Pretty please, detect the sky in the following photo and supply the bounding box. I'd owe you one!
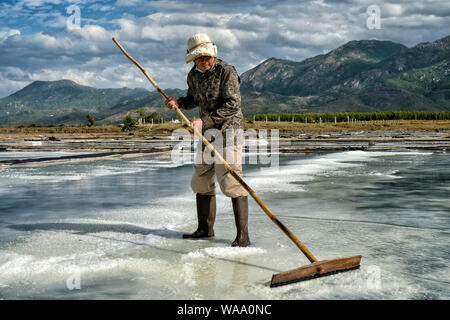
[0,0,449,98]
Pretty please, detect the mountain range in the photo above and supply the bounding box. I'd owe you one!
[0,35,449,126]
[241,35,450,114]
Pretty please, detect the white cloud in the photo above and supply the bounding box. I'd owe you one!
[16,0,63,9]
[383,3,404,17]
[73,24,111,41]
[0,0,449,98]
[0,29,21,41]
[115,0,147,7]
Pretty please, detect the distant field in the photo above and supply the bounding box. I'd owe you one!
[245,120,450,133]
[1,120,450,135]
[0,125,123,134]
[248,111,450,122]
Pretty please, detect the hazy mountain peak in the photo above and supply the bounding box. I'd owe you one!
[241,36,447,96]
[11,79,86,98]
[326,39,408,63]
[0,80,150,126]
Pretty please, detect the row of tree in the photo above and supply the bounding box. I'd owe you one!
[122,108,161,131]
[86,109,161,131]
[84,110,450,131]
[246,111,450,123]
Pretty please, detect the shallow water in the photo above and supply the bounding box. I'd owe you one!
[0,150,448,299]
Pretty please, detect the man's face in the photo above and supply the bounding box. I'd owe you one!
[194,56,214,72]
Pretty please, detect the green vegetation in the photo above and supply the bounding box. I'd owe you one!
[136,107,161,124]
[145,112,161,123]
[246,111,450,123]
[1,119,450,136]
[122,114,137,131]
[87,114,95,127]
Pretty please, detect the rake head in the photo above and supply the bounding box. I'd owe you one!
[270,255,362,287]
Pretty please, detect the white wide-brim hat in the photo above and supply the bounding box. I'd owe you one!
[185,33,218,63]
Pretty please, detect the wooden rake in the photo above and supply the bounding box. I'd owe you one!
[112,37,362,287]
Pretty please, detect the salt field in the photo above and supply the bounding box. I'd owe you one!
[0,150,449,299]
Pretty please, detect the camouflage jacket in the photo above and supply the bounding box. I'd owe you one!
[177,58,243,133]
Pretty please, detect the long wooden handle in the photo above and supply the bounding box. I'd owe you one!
[112,37,318,263]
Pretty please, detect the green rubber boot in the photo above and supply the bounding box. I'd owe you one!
[231,196,250,247]
[183,194,216,239]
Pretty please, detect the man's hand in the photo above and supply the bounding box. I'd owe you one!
[189,118,203,132]
[165,96,178,110]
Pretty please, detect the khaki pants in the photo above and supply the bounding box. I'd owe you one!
[190,144,247,198]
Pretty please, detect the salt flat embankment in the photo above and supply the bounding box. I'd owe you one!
[1,122,449,167]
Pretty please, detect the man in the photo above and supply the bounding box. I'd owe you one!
[165,33,249,247]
